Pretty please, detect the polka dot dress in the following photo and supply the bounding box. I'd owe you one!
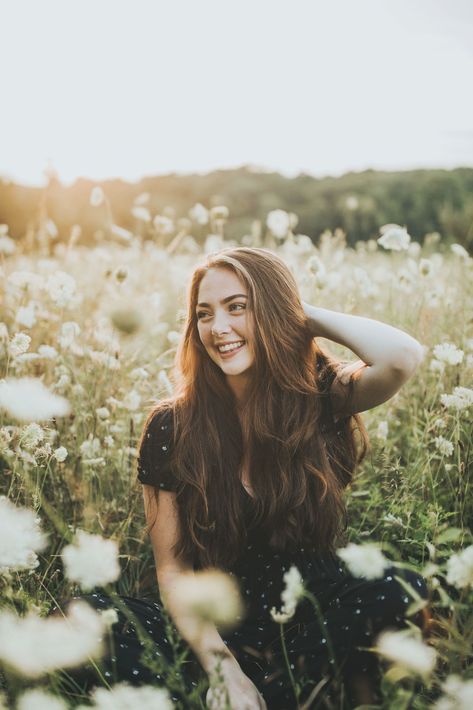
[57,406,428,708]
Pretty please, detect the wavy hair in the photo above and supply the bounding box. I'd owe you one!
[139,247,369,571]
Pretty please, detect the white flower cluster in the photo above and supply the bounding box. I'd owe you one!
[45,271,78,308]
[434,436,454,457]
[270,566,304,623]
[16,689,68,710]
[76,682,174,710]
[434,674,473,710]
[440,387,473,412]
[433,343,464,366]
[0,497,48,573]
[446,545,473,589]
[0,601,105,677]
[377,224,411,251]
[62,530,120,590]
[172,569,243,630]
[337,542,389,580]
[376,630,437,677]
[0,377,70,422]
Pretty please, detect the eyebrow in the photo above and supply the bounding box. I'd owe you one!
[197,293,247,308]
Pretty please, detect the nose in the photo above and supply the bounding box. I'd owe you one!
[211,311,231,336]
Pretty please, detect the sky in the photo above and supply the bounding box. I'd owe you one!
[1,0,473,186]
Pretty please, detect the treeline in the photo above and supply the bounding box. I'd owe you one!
[1,165,472,250]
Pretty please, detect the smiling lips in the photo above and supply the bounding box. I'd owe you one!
[216,340,246,355]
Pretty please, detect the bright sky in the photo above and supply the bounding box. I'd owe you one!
[1,0,473,186]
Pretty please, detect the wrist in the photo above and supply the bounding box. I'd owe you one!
[205,649,240,677]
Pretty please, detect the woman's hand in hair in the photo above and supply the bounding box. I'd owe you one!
[206,660,268,710]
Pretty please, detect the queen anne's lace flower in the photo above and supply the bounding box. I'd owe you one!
[0,497,48,573]
[440,387,473,411]
[433,343,464,366]
[61,530,120,590]
[270,566,304,623]
[337,542,389,580]
[434,674,473,710]
[446,545,473,589]
[17,689,68,710]
[376,630,437,676]
[377,224,411,251]
[266,210,291,239]
[0,378,70,422]
[76,682,173,710]
[172,569,243,630]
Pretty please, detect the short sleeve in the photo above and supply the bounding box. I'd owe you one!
[136,407,180,491]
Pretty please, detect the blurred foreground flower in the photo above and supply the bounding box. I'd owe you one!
[450,243,469,259]
[17,689,68,710]
[270,565,304,623]
[0,601,105,677]
[110,307,142,335]
[172,569,243,630]
[434,674,473,710]
[76,682,173,710]
[0,497,48,573]
[377,224,411,251]
[62,530,120,590]
[0,378,70,421]
[189,202,209,225]
[337,542,389,580]
[9,332,31,357]
[446,545,473,589]
[375,629,437,677]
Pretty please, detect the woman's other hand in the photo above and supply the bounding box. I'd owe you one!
[206,659,268,710]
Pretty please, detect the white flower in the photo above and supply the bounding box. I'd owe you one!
[433,343,464,366]
[96,406,110,420]
[122,390,141,411]
[15,304,36,329]
[172,569,243,630]
[62,530,120,590]
[38,344,58,359]
[17,689,68,710]
[450,243,469,259]
[20,423,45,449]
[209,205,229,222]
[337,542,389,580]
[377,224,411,251]
[0,601,105,677]
[446,545,473,589]
[9,332,31,357]
[0,378,70,421]
[307,255,326,276]
[153,215,174,234]
[131,206,151,222]
[433,417,447,429]
[80,436,102,459]
[167,330,181,346]
[434,436,454,457]
[76,682,174,710]
[45,219,58,239]
[0,497,48,573]
[8,271,44,294]
[90,186,105,207]
[58,321,81,349]
[419,258,433,276]
[53,446,68,462]
[45,272,77,307]
[266,209,291,239]
[204,234,225,254]
[270,566,304,623]
[430,359,446,374]
[0,427,12,454]
[0,235,15,255]
[434,674,473,710]
[375,630,436,677]
[440,387,473,411]
[376,420,389,441]
[100,608,119,628]
[189,202,209,225]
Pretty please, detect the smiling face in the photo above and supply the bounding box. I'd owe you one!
[196,267,255,398]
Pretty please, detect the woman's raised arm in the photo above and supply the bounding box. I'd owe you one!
[303,302,425,421]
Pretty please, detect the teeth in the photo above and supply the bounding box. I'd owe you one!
[218,341,245,353]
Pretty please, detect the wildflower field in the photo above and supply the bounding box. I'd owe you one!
[0,198,472,710]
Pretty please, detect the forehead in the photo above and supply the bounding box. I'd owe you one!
[197,268,247,301]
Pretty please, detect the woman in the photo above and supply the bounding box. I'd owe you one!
[64,247,428,709]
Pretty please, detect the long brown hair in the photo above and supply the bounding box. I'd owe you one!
[139,247,369,571]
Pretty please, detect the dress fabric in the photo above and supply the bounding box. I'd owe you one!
[58,406,429,709]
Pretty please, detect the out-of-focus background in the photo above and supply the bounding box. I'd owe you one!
[1,0,473,249]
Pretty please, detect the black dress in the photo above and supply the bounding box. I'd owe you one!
[58,408,428,709]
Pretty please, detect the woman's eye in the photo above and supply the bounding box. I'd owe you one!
[230,303,245,311]
[197,304,245,320]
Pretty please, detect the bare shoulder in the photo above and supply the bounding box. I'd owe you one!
[329,357,420,423]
